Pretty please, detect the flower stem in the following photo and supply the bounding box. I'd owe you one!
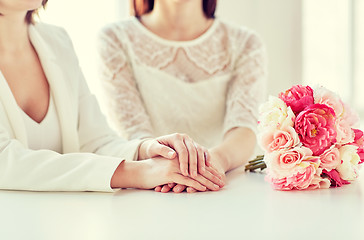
[245,155,266,171]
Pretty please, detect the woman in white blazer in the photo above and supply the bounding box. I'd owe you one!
[0,0,224,192]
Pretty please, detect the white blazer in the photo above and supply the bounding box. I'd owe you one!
[0,23,142,192]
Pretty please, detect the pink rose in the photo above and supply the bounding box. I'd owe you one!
[295,104,337,156]
[266,161,318,190]
[319,146,341,171]
[259,126,300,153]
[266,147,313,178]
[279,85,314,114]
[322,169,350,187]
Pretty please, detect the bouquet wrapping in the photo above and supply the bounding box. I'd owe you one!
[247,85,363,190]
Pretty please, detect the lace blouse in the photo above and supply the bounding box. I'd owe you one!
[97,17,267,147]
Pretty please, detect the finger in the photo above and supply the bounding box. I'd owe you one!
[173,139,189,176]
[204,151,212,167]
[184,138,198,178]
[172,175,206,192]
[154,186,162,192]
[196,145,206,175]
[201,167,225,188]
[161,184,173,193]
[172,184,187,193]
[150,143,176,159]
[168,183,176,188]
[194,174,221,191]
[206,165,224,180]
[186,187,197,193]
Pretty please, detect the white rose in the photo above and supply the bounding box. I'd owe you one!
[258,96,295,132]
[336,145,360,181]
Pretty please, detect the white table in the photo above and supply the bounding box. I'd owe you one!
[0,167,363,240]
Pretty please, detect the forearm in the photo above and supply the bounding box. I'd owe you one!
[210,127,256,172]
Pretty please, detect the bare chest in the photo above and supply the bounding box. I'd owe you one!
[0,52,50,123]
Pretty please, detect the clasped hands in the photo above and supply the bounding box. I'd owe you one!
[139,133,225,193]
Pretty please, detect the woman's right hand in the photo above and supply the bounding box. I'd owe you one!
[111,156,223,191]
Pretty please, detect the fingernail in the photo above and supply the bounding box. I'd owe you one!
[200,167,205,173]
[214,184,219,190]
[168,151,175,158]
[193,171,197,178]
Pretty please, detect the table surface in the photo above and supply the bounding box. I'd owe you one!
[0,167,363,240]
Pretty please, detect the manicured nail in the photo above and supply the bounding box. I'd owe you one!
[214,184,219,190]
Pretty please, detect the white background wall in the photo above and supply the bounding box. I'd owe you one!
[215,0,303,97]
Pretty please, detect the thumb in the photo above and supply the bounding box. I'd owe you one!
[150,143,176,159]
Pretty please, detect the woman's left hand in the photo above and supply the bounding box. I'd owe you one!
[138,133,212,178]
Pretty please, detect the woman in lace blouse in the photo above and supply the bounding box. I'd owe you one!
[98,0,267,193]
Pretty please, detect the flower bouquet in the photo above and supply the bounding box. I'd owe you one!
[245,85,364,190]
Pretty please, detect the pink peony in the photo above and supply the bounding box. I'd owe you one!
[266,160,319,190]
[321,169,350,187]
[352,129,364,164]
[295,104,337,156]
[314,86,344,117]
[335,118,354,145]
[259,126,300,153]
[357,148,364,164]
[319,146,341,171]
[353,129,364,146]
[279,85,314,114]
[308,168,331,190]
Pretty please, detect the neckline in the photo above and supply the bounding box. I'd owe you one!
[131,16,220,47]
[21,95,53,125]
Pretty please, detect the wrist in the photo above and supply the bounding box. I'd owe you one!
[209,147,229,173]
[110,161,147,189]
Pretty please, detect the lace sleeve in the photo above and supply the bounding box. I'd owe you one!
[97,25,154,140]
[223,31,267,136]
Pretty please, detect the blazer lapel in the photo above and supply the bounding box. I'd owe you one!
[0,71,28,145]
[28,24,79,152]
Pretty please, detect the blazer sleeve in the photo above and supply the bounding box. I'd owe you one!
[0,120,122,192]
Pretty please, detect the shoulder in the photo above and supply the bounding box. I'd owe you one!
[98,18,136,41]
[31,22,73,47]
[217,19,265,51]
